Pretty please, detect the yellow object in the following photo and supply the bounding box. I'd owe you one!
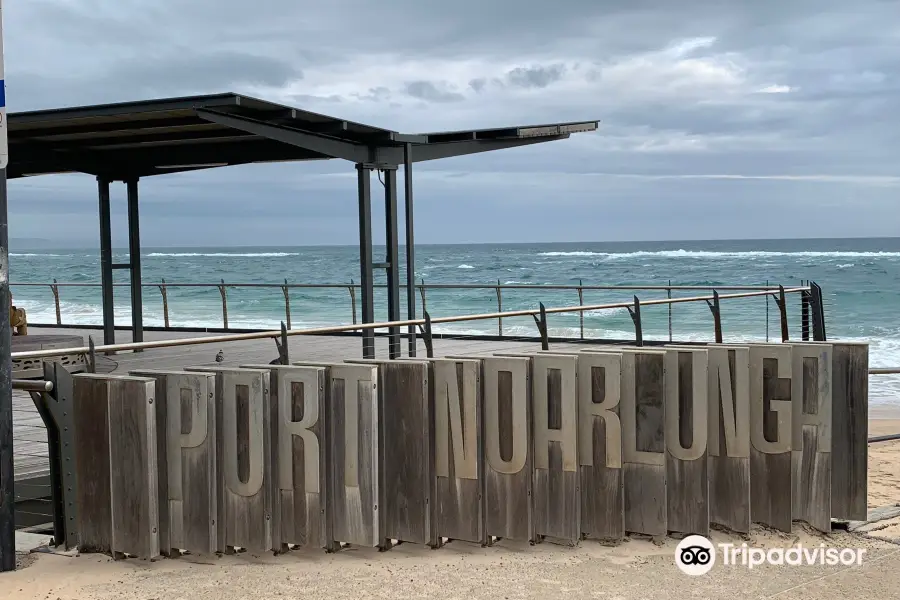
[9,294,27,336]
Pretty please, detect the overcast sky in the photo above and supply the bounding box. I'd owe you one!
[6,0,900,247]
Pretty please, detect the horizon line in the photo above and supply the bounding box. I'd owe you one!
[10,234,900,251]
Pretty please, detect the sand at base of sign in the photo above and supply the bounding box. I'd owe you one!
[868,432,900,511]
[4,527,899,600]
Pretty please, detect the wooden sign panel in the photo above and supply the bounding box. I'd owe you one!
[529,354,579,545]
[664,348,709,536]
[328,364,380,547]
[704,346,751,534]
[375,360,431,545]
[130,370,218,556]
[826,343,869,521]
[186,367,273,552]
[576,352,625,541]
[609,349,666,537]
[106,376,160,560]
[431,358,485,545]
[748,345,793,533]
[72,374,113,553]
[268,365,329,550]
[483,356,533,542]
[789,343,832,532]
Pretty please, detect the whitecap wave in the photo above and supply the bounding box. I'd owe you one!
[538,250,900,259]
[457,264,475,269]
[10,253,67,257]
[147,252,300,257]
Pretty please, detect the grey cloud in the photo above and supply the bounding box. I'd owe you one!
[6,0,900,244]
[9,51,303,110]
[469,78,487,92]
[404,81,465,103]
[112,51,302,93]
[505,64,567,89]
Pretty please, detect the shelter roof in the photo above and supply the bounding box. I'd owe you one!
[8,92,598,179]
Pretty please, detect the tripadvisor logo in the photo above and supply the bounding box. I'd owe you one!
[675,535,867,576]
[675,536,716,576]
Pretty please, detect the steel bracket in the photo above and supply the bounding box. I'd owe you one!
[626,296,643,346]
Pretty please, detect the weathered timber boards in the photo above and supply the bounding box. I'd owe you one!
[72,374,113,552]
[789,343,832,532]
[327,364,380,547]
[269,362,336,551]
[749,345,793,533]
[107,377,160,559]
[269,365,328,550]
[131,369,218,555]
[128,370,170,555]
[663,347,709,536]
[57,335,874,560]
[827,343,868,521]
[576,352,625,541]
[530,354,579,544]
[705,346,751,534]
[431,358,485,545]
[584,349,667,537]
[185,366,273,552]
[482,356,533,542]
[346,359,431,545]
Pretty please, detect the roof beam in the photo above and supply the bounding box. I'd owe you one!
[9,94,241,125]
[11,127,252,152]
[196,108,370,163]
[410,135,570,163]
[10,115,206,138]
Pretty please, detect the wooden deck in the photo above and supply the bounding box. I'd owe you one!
[13,326,580,488]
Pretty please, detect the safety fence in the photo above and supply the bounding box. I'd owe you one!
[10,280,833,348]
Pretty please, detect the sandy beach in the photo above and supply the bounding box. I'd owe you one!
[3,414,899,600]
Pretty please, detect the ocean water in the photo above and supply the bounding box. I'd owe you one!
[8,238,900,404]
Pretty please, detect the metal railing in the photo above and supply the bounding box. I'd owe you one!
[11,286,809,361]
[12,279,794,339]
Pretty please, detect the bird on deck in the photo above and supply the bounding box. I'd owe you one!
[215,350,224,363]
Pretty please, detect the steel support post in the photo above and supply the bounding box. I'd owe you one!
[126,179,143,348]
[357,164,375,358]
[98,177,116,346]
[0,169,14,572]
[383,166,401,359]
[404,144,416,357]
[810,282,827,341]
